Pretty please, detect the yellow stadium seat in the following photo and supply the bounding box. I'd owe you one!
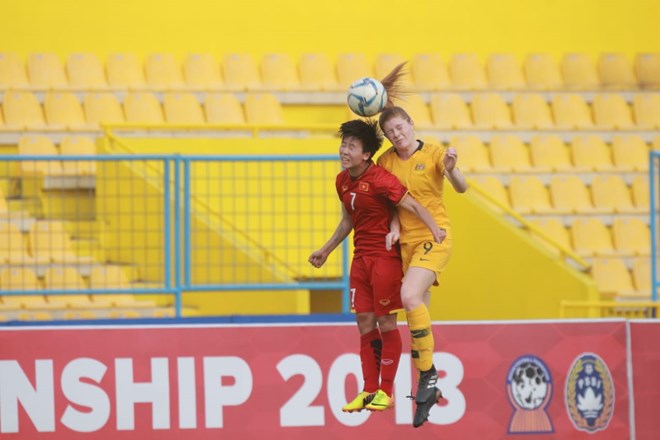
[2,91,47,129]
[337,53,373,87]
[471,93,512,129]
[222,53,262,91]
[448,53,487,90]
[570,135,614,171]
[83,92,125,128]
[43,92,86,128]
[598,53,637,89]
[123,92,164,123]
[18,134,63,175]
[529,217,572,256]
[611,217,650,256]
[106,53,146,89]
[60,135,97,175]
[529,135,573,171]
[590,175,640,214]
[66,53,107,89]
[523,53,563,90]
[44,267,114,309]
[570,218,616,257]
[244,93,284,125]
[0,268,66,310]
[298,53,339,91]
[486,53,525,90]
[397,94,432,129]
[27,53,67,89]
[631,257,651,294]
[548,175,605,214]
[429,93,472,129]
[590,257,636,297]
[654,135,660,151]
[145,53,183,89]
[489,134,533,172]
[592,93,634,129]
[511,93,553,129]
[203,93,245,124]
[611,134,649,171]
[163,92,204,124]
[0,222,38,264]
[470,175,510,211]
[551,94,593,129]
[561,53,599,89]
[0,52,29,89]
[410,53,450,91]
[631,175,650,210]
[633,93,660,129]
[449,135,493,173]
[28,220,85,263]
[635,53,660,89]
[183,53,223,89]
[508,175,553,214]
[375,53,411,87]
[261,53,300,91]
[89,265,155,308]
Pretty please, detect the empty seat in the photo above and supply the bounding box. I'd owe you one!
[598,53,637,89]
[448,53,487,90]
[631,257,651,295]
[17,134,63,175]
[562,53,599,89]
[260,53,300,91]
[429,93,472,129]
[611,218,650,256]
[0,222,37,264]
[203,93,245,124]
[592,93,634,129]
[489,134,533,172]
[529,217,572,256]
[298,53,338,91]
[222,53,262,91]
[83,92,125,127]
[549,175,605,214]
[551,94,593,129]
[508,176,553,214]
[60,135,97,175]
[145,53,184,89]
[0,52,29,89]
[611,134,649,171]
[511,93,553,129]
[66,53,107,89]
[123,92,164,123]
[570,218,616,257]
[529,135,573,171]
[43,92,86,128]
[43,267,96,307]
[28,220,83,262]
[0,268,65,310]
[183,53,223,89]
[449,135,492,172]
[635,53,660,89]
[27,53,67,88]
[523,53,563,90]
[2,91,47,129]
[375,53,411,87]
[570,135,614,171]
[631,175,650,210]
[244,93,284,125]
[471,93,512,128]
[106,53,146,89]
[590,174,639,213]
[89,265,155,308]
[633,93,660,129]
[485,54,525,90]
[410,53,450,91]
[398,94,432,129]
[469,175,510,211]
[163,92,204,124]
[337,53,373,87]
[590,258,636,297]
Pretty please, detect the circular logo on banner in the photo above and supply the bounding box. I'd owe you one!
[565,353,615,433]
[506,355,554,434]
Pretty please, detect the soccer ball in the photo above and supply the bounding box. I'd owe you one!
[347,77,387,117]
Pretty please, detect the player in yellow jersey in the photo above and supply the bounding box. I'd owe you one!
[376,63,469,428]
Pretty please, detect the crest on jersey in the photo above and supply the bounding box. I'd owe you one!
[359,182,369,192]
[506,355,554,434]
[565,353,614,433]
[414,163,425,171]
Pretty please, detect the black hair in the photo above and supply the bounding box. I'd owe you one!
[338,119,383,159]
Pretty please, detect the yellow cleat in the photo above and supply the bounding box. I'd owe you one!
[342,391,376,413]
[365,389,394,411]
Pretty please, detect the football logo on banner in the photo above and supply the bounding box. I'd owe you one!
[565,352,615,433]
[506,355,554,434]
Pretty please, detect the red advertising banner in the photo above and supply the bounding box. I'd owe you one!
[0,320,632,439]
[630,321,660,440]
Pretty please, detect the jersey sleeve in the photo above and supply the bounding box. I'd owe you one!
[378,167,408,205]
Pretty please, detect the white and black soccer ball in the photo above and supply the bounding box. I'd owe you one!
[511,361,549,409]
[346,77,387,117]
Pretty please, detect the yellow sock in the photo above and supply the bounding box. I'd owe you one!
[406,304,434,372]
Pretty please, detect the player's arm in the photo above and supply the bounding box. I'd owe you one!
[443,147,468,193]
[398,194,446,244]
[309,204,353,268]
[386,206,400,251]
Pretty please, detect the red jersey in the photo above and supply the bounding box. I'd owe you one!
[335,163,408,258]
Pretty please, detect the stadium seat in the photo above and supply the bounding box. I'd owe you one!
[89,265,155,308]
[570,135,614,171]
[163,92,204,124]
[631,257,651,295]
[523,53,563,90]
[448,53,487,90]
[123,92,164,123]
[611,217,650,256]
[592,93,634,129]
[43,267,96,307]
[635,53,660,89]
[337,53,373,87]
[43,92,86,128]
[203,93,245,124]
[244,93,284,125]
[17,134,63,175]
[511,93,553,129]
[28,220,85,263]
[27,53,67,89]
[549,175,604,214]
[106,53,146,89]
[471,93,512,128]
[0,52,29,89]
[222,53,262,91]
[590,257,636,297]
[410,53,450,91]
[598,53,637,89]
[570,218,616,257]
[429,93,472,129]
[449,135,493,173]
[529,217,572,256]
[145,53,184,89]
[611,134,649,171]
[590,175,640,214]
[0,222,39,264]
[66,53,107,89]
[183,53,223,89]
[489,134,534,172]
[485,53,525,90]
[2,91,47,129]
[508,175,553,214]
[561,53,599,89]
[398,94,432,129]
[551,94,593,129]
[469,175,510,211]
[60,135,97,175]
[633,93,660,129]
[261,53,300,91]
[298,53,339,91]
[630,175,650,210]
[0,268,66,309]
[529,135,573,171]
[83,92,125,127]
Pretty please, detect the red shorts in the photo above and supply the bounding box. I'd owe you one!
[350,255,404,316]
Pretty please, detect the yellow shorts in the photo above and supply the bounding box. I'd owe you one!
[400,238,453,286]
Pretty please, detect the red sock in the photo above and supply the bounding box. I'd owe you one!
[360,328,382,393]
[379,327,402,396]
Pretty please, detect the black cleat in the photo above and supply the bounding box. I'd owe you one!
[413,366,443,428]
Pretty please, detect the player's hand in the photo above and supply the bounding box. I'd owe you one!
[385,230,400,251]
[308,250,328,268]
[431,227,446,244]
[444,147,458,172]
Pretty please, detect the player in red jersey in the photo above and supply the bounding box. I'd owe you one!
[309,119,444,412]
